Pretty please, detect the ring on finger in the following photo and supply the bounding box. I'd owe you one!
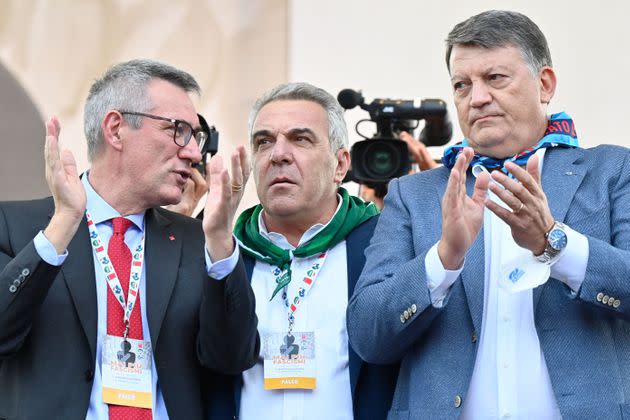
[231,183,243,192]
[514,201,524,214]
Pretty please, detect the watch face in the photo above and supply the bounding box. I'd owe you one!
[548,228,567,251]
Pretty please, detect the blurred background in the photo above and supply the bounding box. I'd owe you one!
[2,0,628,208]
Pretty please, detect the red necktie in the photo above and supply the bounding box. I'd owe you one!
[107,217,152,420]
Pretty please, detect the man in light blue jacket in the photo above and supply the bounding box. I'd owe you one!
[348,10,630,419]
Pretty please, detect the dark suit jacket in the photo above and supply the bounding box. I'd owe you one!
[206,216,399,419]
[0,197,259,419]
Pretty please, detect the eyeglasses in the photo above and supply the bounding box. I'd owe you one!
[119,111,208,150]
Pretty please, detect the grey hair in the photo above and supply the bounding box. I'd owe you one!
[247,82,348,152]
[445,10,552,76]
[83,59,200,162]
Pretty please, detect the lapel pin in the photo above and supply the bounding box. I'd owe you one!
[565,171,574,176]
[169,234,175,241]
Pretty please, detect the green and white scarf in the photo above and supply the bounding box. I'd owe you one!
[233,187,379,300]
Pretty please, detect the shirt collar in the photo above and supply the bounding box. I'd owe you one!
[471,148,546,179]
[258,193,343,250]
[82,171,145,232]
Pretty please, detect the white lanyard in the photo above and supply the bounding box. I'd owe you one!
[272,251,329,335]
[86,212,145,338]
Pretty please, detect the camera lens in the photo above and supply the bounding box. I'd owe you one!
[364,142,400,178]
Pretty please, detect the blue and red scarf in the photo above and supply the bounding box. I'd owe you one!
[441,112,580,172]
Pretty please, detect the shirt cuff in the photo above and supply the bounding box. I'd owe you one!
[550,225,589,293]
[205,237,240,280]
[33,231,68,266]
[425,242,464,308]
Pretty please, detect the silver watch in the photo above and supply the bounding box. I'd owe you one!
[535,221,568,264]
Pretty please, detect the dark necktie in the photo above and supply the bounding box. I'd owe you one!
[107,217,152,420]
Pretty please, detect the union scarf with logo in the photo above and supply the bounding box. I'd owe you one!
[441,112,580,171]
[233,187,379,301]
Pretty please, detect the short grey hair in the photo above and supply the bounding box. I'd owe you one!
[445,10,552,76]
[248,82,348,152]
[84,59,200,162]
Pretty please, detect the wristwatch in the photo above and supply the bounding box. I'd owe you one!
[535,221,568,264]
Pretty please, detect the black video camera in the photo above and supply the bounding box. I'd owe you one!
[194,113,219,177]
[337,89,452,187]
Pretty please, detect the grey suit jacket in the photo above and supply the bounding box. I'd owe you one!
[0,197,260,419]
[348,145,630,419]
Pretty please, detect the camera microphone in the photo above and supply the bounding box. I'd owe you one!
[420,112,452,147]
[337,89,365,110]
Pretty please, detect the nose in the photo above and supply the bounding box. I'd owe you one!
[178,138,202,165]
[269,136,293,164]
[470,81,492,108]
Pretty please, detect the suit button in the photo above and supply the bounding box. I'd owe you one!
[608,298,615,306]
[21,268,30,276]
[85,369,94,381]
[400,315,406,323]
[603,295,610,304]
[471,333,478,343]
[597,292,604,302]
[404,310,410,320]
[411,303,417,314]
[613,299,621,308]
[454,394,462,408]
[12,279,21,287]
[9,285,17,293]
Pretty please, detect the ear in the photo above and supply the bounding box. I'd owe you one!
[101,110,125,151]
[539,66,557,104]
[333,147,351,184]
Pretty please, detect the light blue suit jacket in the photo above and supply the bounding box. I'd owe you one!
[348,145,630,419]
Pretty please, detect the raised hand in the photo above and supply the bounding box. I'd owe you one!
[164,168,208,216]
[485,155,554,255]
[43,117,87,253]
[202,145,250,261]
[399,131,438,172]
[437,147,490,269]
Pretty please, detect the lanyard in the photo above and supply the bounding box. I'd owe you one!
[86,212,145,339]
[272,251,328,335]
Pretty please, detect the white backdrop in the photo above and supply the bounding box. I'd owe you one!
[289,0,630,155]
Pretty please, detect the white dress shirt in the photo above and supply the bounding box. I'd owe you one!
[240,205,354,420]
[425,149,589,419]
[34,173,237,419]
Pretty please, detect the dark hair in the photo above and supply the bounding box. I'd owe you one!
[445,10,552,75]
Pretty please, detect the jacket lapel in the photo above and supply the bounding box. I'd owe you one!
[345,219,376,397]
[144,209,181,349]
[62,216,98,360]
[534,147,587,308]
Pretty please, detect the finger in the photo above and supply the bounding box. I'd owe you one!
[503,161,541,198]
[206,154,231,203]
[230,149,244,188]
[487,180,521,211]
[45,117,62,175]
[490,169,532,205]
[443,152,468,208]
[189,168,208,196]
[471,170,490,206]
[484,196,517,225]
[60,149,80,179]
[237,145,251,184]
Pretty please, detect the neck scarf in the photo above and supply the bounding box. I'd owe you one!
[442,112,580,172]
[233,187,379,300]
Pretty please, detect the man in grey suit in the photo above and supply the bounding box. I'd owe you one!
[348,10,630,419]
[0,59,259,419]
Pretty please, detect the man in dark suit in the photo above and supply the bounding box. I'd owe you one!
[348,10,630,419]
[0,59,259,419]
[207,82,398,419]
